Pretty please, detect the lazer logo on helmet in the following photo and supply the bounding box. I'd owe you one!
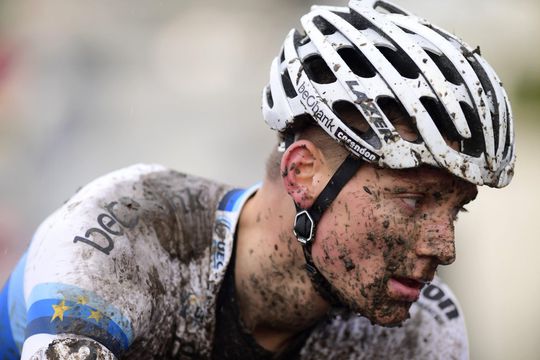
[297,81,335,132]
[345,81,393,142]
[336,127,378,162]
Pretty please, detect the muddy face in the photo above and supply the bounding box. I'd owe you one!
[311,164,477,326]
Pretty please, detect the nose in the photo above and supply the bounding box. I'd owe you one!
[416,221,456,265]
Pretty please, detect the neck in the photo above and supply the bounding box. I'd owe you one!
[234,178,330,352]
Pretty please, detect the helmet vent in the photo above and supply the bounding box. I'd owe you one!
[420,96,461,142]
[265,86,274,108]
[282,71,298,98]
[465,53,501,143]
[492,107,500,154]
[502,105,511,158]
[377,46,419,79]
[373,1,408,15]
[303,55,337,84]
[345,11,372,31]
[337,47,376,78]
[279,48,285,63]
[426,51,463,85]
[333,100,381,149]
[313,16,337,36]
[460,102,486,157]
[377,96,421,143]
[396,25,416,35]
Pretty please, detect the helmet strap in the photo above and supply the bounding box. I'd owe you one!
[292,154,362,306]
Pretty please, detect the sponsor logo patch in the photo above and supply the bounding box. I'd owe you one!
[335,127,378,162]
[297,81,335,132]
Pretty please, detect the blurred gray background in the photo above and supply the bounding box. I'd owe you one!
[0,0,538,358]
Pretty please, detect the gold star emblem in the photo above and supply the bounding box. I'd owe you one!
[88,309,103,322]
[51,300,71,322]
[77,296,88,305]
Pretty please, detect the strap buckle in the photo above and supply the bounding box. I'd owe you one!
[293,210,314,245]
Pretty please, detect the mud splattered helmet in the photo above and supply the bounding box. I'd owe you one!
[262,0,517,305]
[262,0,515,188]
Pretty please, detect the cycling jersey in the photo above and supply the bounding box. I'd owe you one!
[0,164,469,359]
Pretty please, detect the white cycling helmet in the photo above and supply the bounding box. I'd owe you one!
[262,0,515,187]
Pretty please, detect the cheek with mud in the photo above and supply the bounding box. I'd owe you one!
[314,202,417,324]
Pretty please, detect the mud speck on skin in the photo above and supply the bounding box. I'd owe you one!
[342,257,355,272]
[289,162,300,175]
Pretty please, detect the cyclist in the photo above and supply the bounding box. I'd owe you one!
[0,0,515,358]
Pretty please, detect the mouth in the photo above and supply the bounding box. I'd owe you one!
[387,276,428,302]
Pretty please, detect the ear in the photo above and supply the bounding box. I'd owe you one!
[281,140,332,209]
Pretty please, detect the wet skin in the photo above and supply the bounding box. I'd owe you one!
[312,164,478,326]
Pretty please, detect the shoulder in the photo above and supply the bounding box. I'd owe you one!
[27,163,197,260]
[64,163,214,206]
[21,164,231,358]
[63,162,225,202]
[302,276,468,360]
[34,163,229,257]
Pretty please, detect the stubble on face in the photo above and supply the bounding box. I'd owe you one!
[235,223,327,333]
[317,208,416,326]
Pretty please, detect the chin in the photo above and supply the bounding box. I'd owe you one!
[369,302,412,327]
[331,284,414,327]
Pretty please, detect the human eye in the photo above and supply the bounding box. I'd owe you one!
[395,194,424,214]
[385,187,424,214]
[402,197,420,209]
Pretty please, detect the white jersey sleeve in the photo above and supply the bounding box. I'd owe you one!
[19,164,175,359]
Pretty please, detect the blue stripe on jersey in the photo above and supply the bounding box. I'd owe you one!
[26,299,129,356]
[0,253,28,359]
[26,283,133,355]
[218,189,244,211]
[0,278,20,359]
[232,183,261,212]
[8,253,27,350]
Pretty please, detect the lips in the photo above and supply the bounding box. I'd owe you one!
[387,276,427,302]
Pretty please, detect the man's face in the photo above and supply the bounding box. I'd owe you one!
[311,164,478,326]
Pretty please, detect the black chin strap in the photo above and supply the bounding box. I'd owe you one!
[293,154,363,306]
